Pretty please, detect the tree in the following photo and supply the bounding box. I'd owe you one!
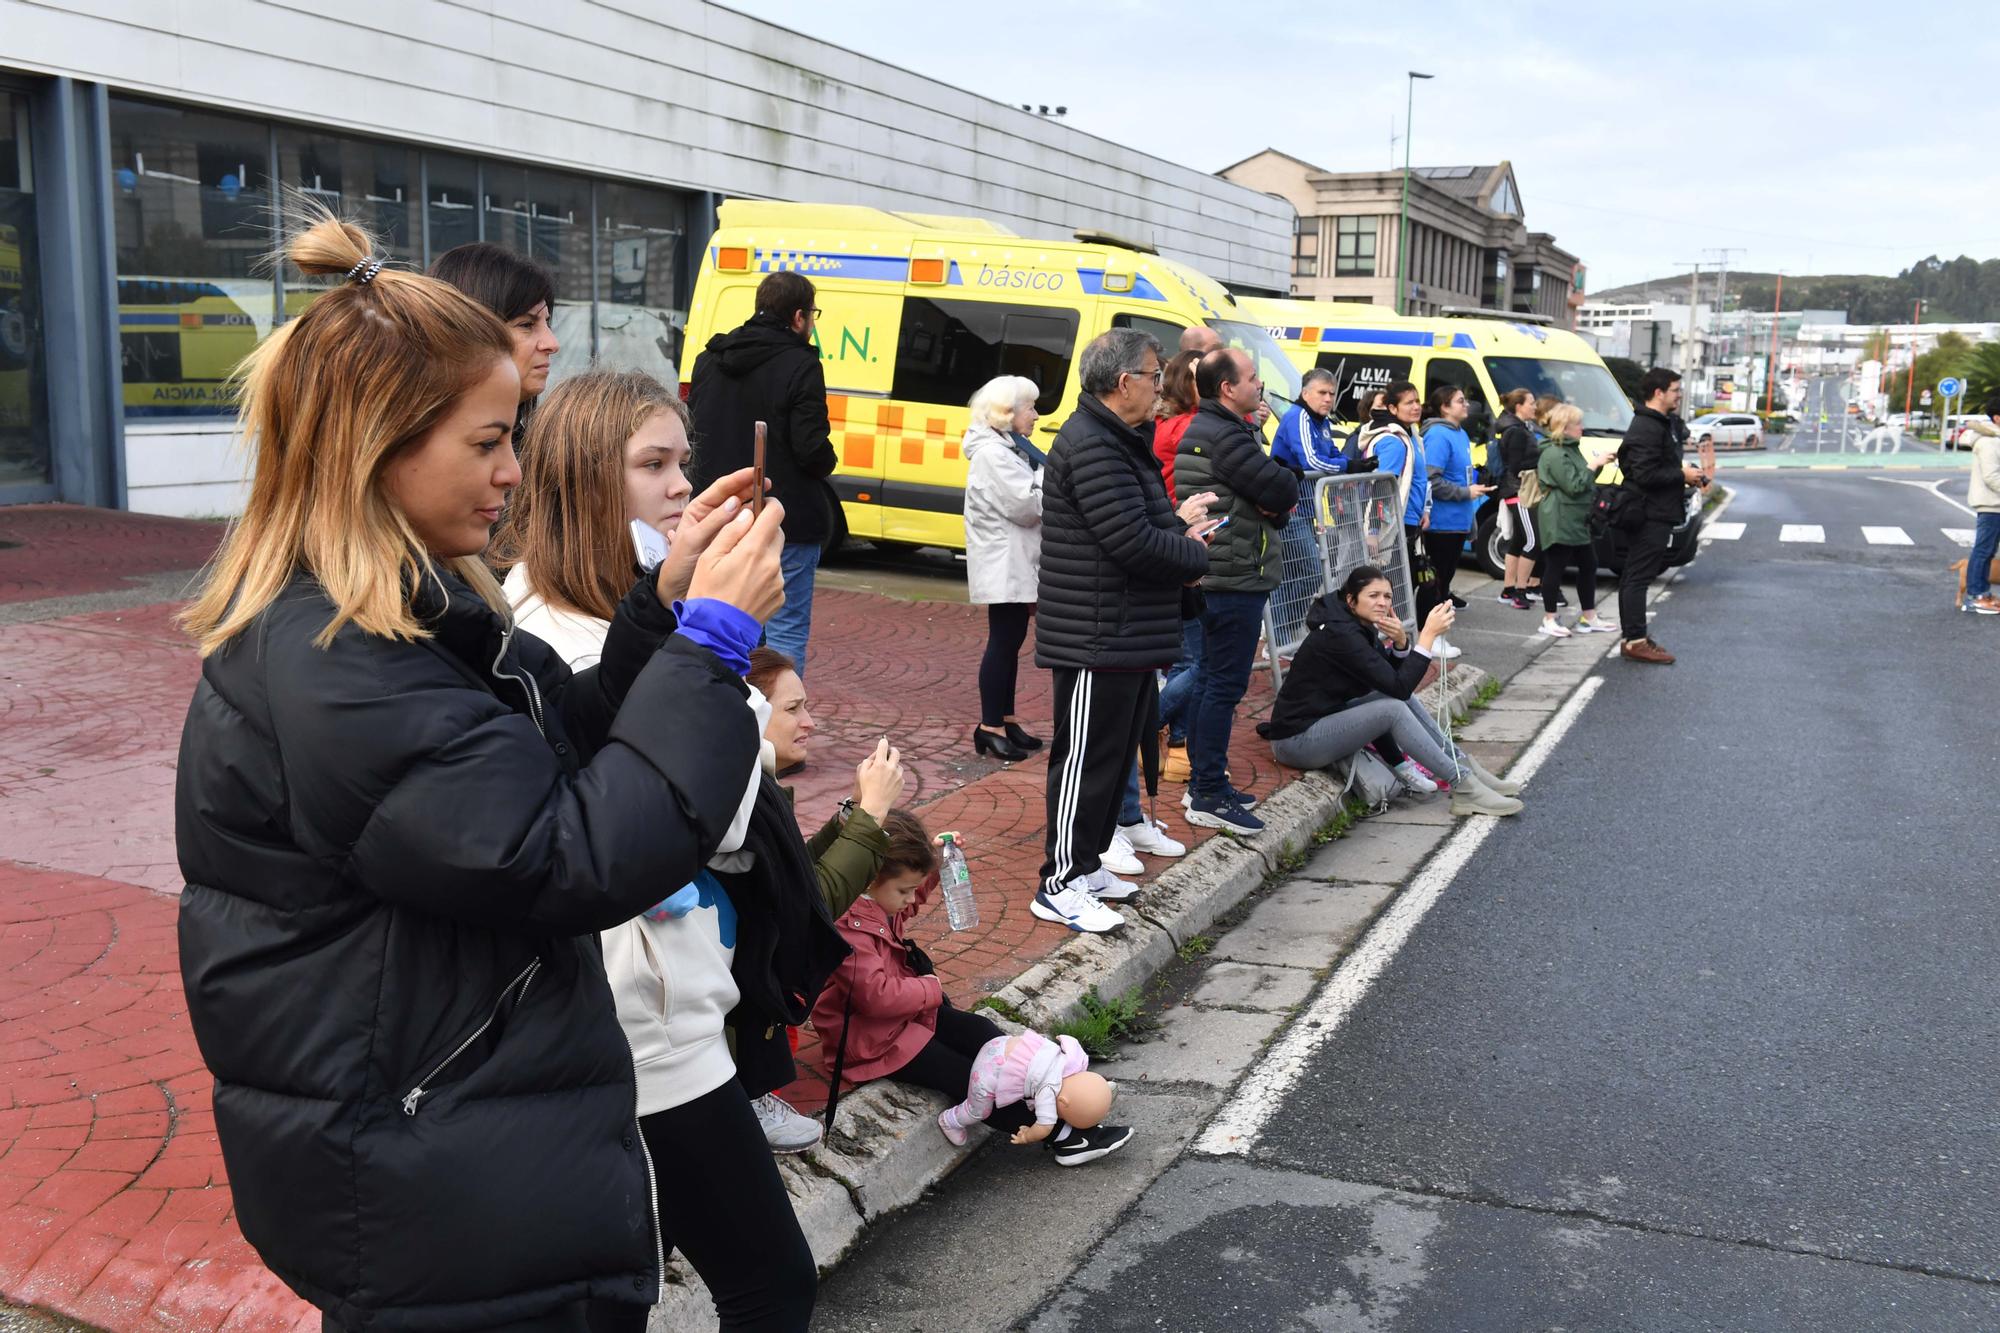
[1963,343,2000,410]
[1603,356,1646,403]
[1903,332,1976,411]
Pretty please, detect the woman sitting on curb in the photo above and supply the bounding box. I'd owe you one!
[810,810,1135,1167]
[1257,566,1524,817]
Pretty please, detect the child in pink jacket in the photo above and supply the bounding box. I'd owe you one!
[811,810,1133,1164]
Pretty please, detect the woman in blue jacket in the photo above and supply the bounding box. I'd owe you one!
[1419,384,1493,615]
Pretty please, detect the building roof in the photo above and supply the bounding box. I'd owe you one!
[1215,147,1330,177]
[1412,163,1520,217]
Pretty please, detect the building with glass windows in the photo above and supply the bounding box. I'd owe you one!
[1220,149,1584,323]
[0,1,1292,515]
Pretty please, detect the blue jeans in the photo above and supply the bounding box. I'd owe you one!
[1159,618,1206,745]
[1969,513,2000,598]
[1120,759,1143,827]
[1186,590,1268,800]
[763,542,821,674]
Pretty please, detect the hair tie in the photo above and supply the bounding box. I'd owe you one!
[344,257,385,286]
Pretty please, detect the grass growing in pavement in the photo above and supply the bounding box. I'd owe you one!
[1311,795,1370,846]
[1453,676,1505,726]
[1177,934,1214,961]
[972,996,1028,1026]
[1053,987,1154,1060]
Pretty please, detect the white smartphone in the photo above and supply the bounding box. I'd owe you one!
[629,518,670,571]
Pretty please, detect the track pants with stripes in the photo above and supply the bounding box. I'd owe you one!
[1039,667,1153,895]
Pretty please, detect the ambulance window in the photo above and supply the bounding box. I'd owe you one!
[1112,313,1188,350]
[1315,351,1411,423]
[1424,357,1494,440]
[892,298,1079,413]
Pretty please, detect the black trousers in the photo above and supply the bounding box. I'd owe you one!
[1618,520,1674,641]
[1038,667,1152,894]
[587,1081,816,1333]
[889,1003,1037,1134]
[1541,541,1597,614]
[1422,530,1467,599]
[979,602,1033,726]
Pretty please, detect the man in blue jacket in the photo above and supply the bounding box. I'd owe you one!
[1273,369,1348,476]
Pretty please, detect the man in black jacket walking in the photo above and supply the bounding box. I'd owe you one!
[690,271,839,675]
[1176,348,1298,834]
[1617,367,1706,664]
[1035,329,1213,934]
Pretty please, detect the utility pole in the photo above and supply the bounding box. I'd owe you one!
[1394,71,1434,316]
[1904,299,1920,420]
[1764,274,1784,414]
[1672,261,1703,392]
[1705,247,1745,367]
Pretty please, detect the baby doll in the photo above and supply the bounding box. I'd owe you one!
[937,1028,1116,1148]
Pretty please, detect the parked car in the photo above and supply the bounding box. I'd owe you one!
[1942,414,1981,450]
[1687,412,1763,450]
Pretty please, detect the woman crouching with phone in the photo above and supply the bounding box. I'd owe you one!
[175,211,787,1331]
[1260,566,1525,817]
[492,369,836,1332]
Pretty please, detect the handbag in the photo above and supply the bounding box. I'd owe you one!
[1589,483,1640,537]
[1514,468,1545,507]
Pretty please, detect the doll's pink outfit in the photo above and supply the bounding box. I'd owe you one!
[938,1031,1089,1143]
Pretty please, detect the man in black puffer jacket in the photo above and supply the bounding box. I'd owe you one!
[1034,328,1212,934]
[1616,366,1705,664]
[1175,348,1298,835]
[689,272,838,674]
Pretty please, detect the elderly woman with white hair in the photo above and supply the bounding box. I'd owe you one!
[964,373,1047,762]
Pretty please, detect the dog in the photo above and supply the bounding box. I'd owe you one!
[1950,556,2000,603]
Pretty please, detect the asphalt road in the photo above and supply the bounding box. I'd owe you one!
[1031,468,2000,1330]
[1785,375,1947,456]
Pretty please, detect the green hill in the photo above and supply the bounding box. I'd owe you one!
[1589,257,2000,325]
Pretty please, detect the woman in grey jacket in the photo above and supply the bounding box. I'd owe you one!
[963,374,1047,761]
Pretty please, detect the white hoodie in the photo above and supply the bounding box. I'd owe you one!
[503,565,768,1115]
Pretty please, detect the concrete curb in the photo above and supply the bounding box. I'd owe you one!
[648,667,1492,1330]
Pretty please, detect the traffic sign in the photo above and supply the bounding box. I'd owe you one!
[1939,376,1964,398]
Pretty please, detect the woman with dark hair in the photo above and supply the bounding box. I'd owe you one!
[1493,386,1544,609]
[1262,566,1523,817]
[1418,382,1492,623]
[430,242,562,424]
[1151,348,1203,497]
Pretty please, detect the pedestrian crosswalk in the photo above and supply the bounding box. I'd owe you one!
[1701,523,1973,548]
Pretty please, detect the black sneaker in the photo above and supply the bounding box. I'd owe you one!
[1048,1123,1134,1166]
[1447,593,1467,609]
[1507,591,1533,610]
[1186,794,1264,835]
[1495,586,1517,604]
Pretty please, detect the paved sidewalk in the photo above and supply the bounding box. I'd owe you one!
[0,506,1296,1332]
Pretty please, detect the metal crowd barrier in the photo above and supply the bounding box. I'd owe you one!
[1260,471,1415,689]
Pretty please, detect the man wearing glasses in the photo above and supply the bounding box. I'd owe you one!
[1174,349,1299,835]
[688,271,838,676]
[1032,330,1217,934]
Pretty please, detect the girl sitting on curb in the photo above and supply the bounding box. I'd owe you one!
[811,810,1135,1167]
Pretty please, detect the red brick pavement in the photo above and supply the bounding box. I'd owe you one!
[0,508,1286,1330]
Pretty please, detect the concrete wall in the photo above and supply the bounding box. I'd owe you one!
[1,0,1289,291]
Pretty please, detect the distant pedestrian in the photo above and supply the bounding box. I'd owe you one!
[1532,403,1615,637]
[1493,387,1544,609]
[493,368,835,1327]
[1962,396,2000,614]
[1261,566,1523,816]
[1616,368,1706,663]
[1034,329,1214,933]
[1419,383,1494,617]
[689,271,839,675]
[429,241,561,435]
[1177,347,1300,835]
[962,374,1047,761]
[174,210,787,1333]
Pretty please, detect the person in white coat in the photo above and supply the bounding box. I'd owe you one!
[964,374,1047,762]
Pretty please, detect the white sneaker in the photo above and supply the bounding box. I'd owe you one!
[1537,620,1573,638]
[1118,818,1186,858]
[1432,636,1464,660]
[1082,867,1141,901]
[750,1093,823,1154]
[1031,885,1126,933]
[1098,830,1144,876]
[1391,759,1437,794]
[1572,618,1617,634]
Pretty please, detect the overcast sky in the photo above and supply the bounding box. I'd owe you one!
[732,0,2000,293]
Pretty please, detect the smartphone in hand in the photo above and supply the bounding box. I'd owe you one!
[630,518,670,571]
[752,420,767,516]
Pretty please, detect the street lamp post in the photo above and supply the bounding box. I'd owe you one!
[1394,71,1434,316]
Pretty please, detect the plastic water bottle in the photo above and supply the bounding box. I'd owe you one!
[937,833,978,931]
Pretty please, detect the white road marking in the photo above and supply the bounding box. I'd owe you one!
[1779,525,1825,543]
[1703,522,1746,540]
[1861,526,1914,546]
[1943,528,1975,546]
[1193,677,1607,1158]
[1867,475,1975,516]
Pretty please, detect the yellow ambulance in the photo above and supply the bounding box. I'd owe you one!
[682,201,1301,552]
[1234,296,1705,577]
